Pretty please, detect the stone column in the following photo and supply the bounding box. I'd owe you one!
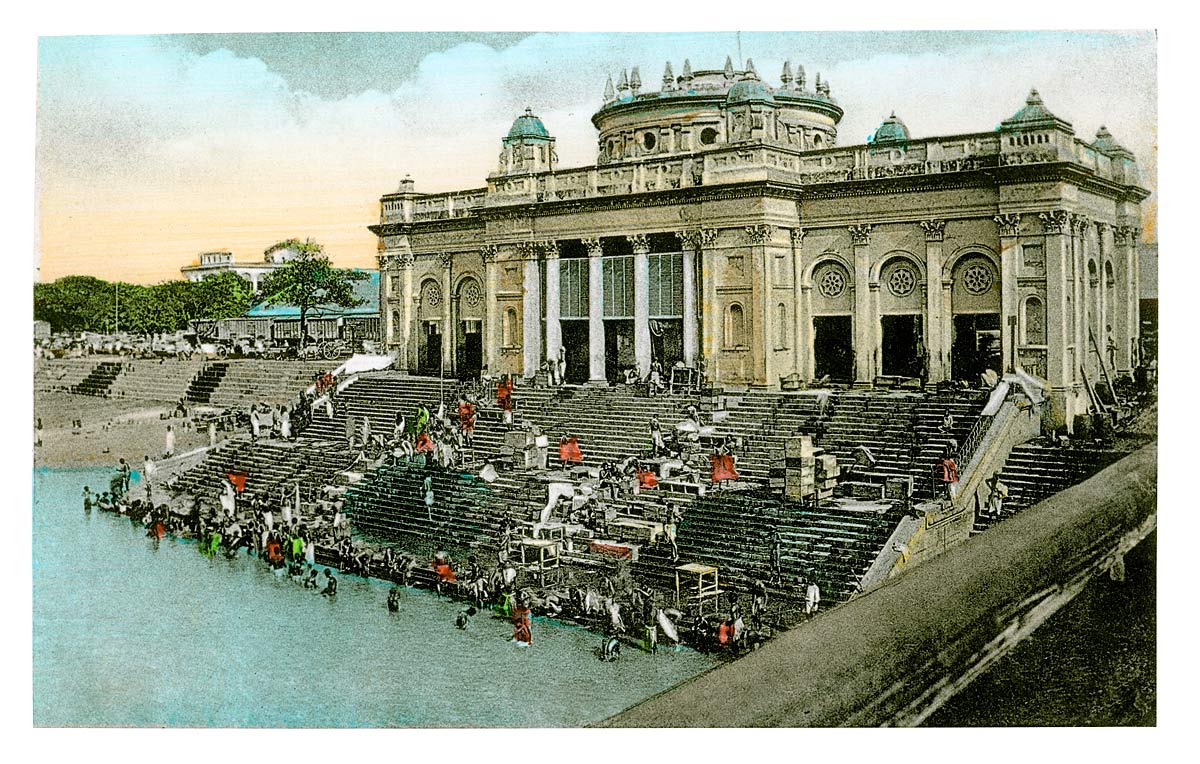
[629,233,652,377]
[481,245,498,375]
[583,237,606,383]
[518,241,542,379]
[1114,225,1139,372]
[674,230,701,368]
[746,224,776,386]
[920,220,948,381]
[543,240,562,371]
[440,253,454,374]
[993,215,1021,373]
[849,224,874,383]
[1071,215,1089,386]
[1039,210,1072,403]
[401,253,415,372]
[1095,223,1109,373]
[790,228,808,379]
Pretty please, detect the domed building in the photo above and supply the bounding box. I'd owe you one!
[371,59,1148,430]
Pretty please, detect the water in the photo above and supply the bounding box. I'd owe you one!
[33,468,717,727]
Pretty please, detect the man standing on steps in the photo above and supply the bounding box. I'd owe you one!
[164,424,175,458]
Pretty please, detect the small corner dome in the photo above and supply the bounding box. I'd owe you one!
[726,76,776,105]
[1092,125,1129,154]
[1001,88,1071,130]
[872,112,910,144]
[507,108,551,140]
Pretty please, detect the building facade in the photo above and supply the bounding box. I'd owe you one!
[369,58,1148,428]
[180,242,304,291]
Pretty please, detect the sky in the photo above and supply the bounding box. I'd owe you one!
[34,30,1157,285]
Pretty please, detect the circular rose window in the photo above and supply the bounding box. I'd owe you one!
[887,266,916,297]
[817,267,847,298]
[962,263,994,295]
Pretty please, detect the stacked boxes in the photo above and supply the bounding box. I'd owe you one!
[781,435,839,502]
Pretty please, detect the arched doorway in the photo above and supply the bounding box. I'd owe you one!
[950,254,1002,382]
[455,276,485,379]
[878,255,926,379]
[810,259,854,382]
[417,278,443,375]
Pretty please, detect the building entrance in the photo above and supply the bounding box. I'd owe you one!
[881,314,925,379]
[813,315,853,382]
[952,313,1002,382]
[650,319,683,370]
[455,320,482,379]
[561,320,590,384]
[418,321,442,375]
[605,319,636,383]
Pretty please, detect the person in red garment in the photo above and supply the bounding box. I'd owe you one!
[936,452,959,499]
[559,436,583,466]
[457,397,476,448]
[512,600,533,646]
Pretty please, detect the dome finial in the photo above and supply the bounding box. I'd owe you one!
[781,60,793,88]
[617,68,630,95]
[629,66,642,93]
[603,74,615,102]
[662,61,674,90]
[680,58,693,82]
[795,64,806,90]
[724,55,735,79]
[745,58,757,78]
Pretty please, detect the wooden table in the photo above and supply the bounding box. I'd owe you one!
[519,538,561,585]
[675,562,720,613]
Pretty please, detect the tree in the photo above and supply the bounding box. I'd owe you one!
[34,275,113,332]
[189,272,254,321]
[255,239,367,349]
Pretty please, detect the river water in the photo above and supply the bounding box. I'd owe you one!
[33,468,717,727]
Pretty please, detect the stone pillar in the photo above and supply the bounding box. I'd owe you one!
[1039,210,1072,425]
[583,237,606,383]
[746,224,776,386]
[791,228,808,379]
[518,241,542,379]
[543,241,562,371]
[481,245,498,375]
[674,230,700,368]
[1114,225,1139,372]
[440,253,454,374]
[993,215,1020,373]
[1095,223,1109,373]
[629,234,652,377]
[1071,215,1088,386]
[401,253,415,372]
[849,224,874,383]
[922,220,948,382]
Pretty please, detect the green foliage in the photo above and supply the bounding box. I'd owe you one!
[256,243,367,347]
[33,272,254,334]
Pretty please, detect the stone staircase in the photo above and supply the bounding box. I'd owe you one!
[207,360,332,407]
[184,362,230,404]
[69,361,123,397]
[974,442,1130,534]
[170,436,354,504]
[107,358,207,403]
[35,358,107,394]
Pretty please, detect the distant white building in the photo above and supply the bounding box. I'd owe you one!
[180,242,305,291]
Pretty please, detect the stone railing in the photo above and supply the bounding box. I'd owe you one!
[387,130,1135,221]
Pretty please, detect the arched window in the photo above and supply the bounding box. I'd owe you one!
[1088,259,1099,287]
[1024,296,1046,345]
[390,310,401,343]
[776,303,788,349]
[1105,260,1116,289]
[725,303,746,348]
[504,307,519,347]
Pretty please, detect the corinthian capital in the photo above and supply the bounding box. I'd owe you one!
[848,223,873,246]
[1038,210,1070,233]
[626,233,651,253]
[920,219,946,242]
[744,224,776,246]
[480,244,499,263]
[993,214,1021,237]
[581,237,604,257]
[515,241,540,260]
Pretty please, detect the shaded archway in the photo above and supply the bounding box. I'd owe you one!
[949,254,1001,382]
[417,278,444,375]
[454,275,485,379]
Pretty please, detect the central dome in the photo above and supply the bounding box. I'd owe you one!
[726,77,775,105]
